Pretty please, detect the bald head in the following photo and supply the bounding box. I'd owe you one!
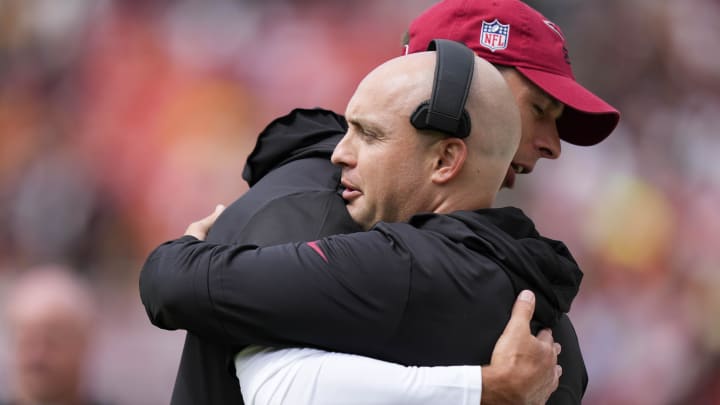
[332,50,520,228]
[353,50,519,148]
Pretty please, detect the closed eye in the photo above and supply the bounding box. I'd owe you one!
[362,128,379,140]
[354,124,381,142]
[533,103,545,116]
[347,118,384,143]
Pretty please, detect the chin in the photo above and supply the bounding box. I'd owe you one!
[346,207,363,226]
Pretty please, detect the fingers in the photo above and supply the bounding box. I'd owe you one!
[503,290,535,335]
[198,204,226,228]
[209,204,226,220]
[537,329,561,356]
[537,328,562,365]
[184,204,226,240]
[537,328,553,343]
[553,365,562,390]
[507,292,562,361]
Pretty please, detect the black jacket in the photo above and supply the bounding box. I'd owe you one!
[141,108,587,404]
[167,108,361,405]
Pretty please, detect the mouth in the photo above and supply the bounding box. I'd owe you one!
[502,163,531,189]
[512,163,530,175]
[340,179,363,201]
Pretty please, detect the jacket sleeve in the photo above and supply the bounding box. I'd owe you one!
[547,314,588,404]
[139,232,411,354]
[235,346,482,405]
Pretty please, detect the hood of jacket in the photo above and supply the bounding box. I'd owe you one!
[242,108,347,187]
[408,207,583,330]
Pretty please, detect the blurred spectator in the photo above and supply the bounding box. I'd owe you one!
[1,265,108,405]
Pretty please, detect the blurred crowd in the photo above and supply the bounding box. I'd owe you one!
[0,0,718,404]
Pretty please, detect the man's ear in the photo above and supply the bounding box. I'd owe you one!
[431,138,467,184]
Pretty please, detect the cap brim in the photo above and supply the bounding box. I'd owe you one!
[516,67,620,146]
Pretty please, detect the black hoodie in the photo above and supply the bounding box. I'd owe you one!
[141,108,587,405]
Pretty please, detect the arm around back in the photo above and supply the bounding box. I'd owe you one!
[140,230,411,349]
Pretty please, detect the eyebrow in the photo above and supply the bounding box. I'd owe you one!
[348,116,385,135]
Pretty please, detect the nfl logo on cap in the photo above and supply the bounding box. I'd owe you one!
[480,19,510,52]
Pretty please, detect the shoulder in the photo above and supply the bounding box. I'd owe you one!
[243,108,347,186]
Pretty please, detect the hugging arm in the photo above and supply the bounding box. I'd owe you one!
[140,209,564,405]
[140,231,411,352]
[234,290,561,405]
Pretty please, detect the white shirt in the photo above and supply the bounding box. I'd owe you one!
[236,345,482,405]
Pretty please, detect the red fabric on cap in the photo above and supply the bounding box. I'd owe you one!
[406,0,620,146]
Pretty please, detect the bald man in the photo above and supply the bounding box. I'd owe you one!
[2,266,103,405]
[142,49,581,404]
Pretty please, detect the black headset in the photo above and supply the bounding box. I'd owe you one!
[410,39,475,139]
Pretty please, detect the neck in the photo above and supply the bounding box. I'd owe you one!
[431,189,494,215]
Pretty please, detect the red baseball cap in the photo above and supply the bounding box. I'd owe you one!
[406,0,620,146]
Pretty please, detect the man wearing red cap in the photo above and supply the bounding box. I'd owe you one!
[140,1,619,404]
[406,0,619,188]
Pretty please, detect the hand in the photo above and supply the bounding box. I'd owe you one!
[480,290,561,405]
[184,204,225,241]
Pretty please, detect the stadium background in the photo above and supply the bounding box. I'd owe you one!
[0,0,718,403]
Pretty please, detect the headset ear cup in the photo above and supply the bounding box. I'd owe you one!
[411,102,471,138]
[458,110,471,138]
[410,102,430,130]
[408,39,474,138]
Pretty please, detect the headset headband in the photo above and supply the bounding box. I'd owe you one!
[410,39,475,138]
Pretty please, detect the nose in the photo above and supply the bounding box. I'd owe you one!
[331,133,356,167]
[535,122,562,160]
